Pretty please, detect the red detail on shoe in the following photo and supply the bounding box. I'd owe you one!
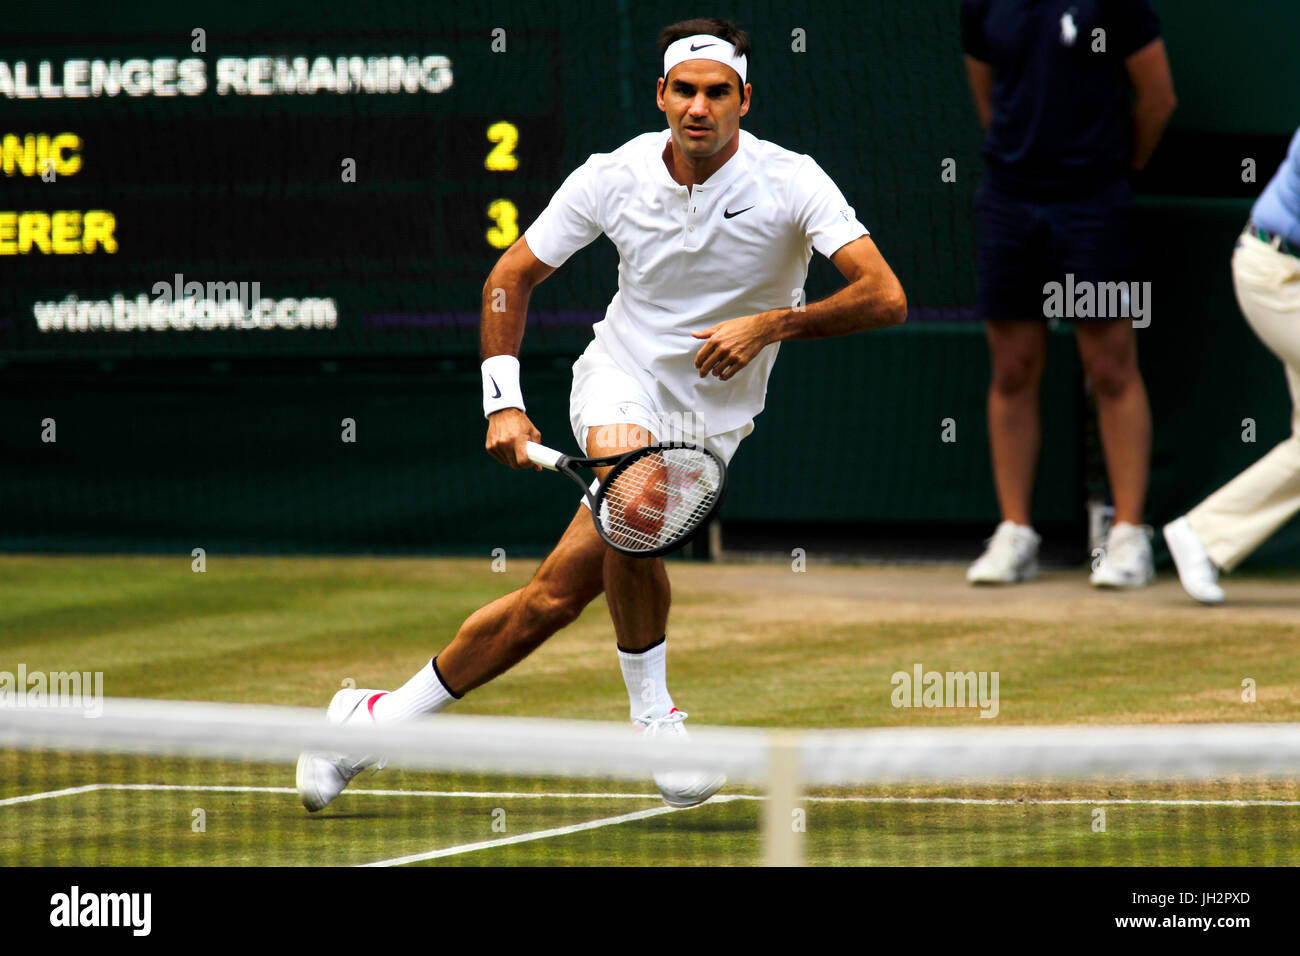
[366,692,388,721]
[668,707,681,715]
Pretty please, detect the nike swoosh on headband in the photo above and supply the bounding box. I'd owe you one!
[689,42,716,51]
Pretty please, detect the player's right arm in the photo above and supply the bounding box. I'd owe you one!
[482,237,556,469]
[483,154,604,468]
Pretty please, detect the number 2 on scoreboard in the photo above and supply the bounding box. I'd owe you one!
[486,199,519,249]
[484,121,519,172]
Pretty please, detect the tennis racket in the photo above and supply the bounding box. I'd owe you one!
[525,441,727,558]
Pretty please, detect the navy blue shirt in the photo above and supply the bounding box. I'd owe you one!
[961,0,1161,197]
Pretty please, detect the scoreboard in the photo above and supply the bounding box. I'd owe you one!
[0,31,563,358]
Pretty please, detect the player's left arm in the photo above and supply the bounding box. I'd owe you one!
[1126,38,1176,172]
[693,235,906,380]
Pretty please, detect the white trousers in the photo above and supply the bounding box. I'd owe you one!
[1188,231,1300,571]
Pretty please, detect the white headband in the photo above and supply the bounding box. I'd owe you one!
[662,34,748,85]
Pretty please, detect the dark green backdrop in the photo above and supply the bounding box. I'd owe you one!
[3,1,1299,564]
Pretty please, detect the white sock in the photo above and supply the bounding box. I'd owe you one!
[370,658,459,723]
[618,637,675,721]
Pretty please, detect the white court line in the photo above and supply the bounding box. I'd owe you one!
[358,805,684,867]
[0,784,106,807]
[5,784,1300,809]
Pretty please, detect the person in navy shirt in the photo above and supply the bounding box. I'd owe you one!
[1165,128,1300,604]
[961,0,1176,588]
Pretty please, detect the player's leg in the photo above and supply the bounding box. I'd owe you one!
[567,343,680,712]
[1169,233,1300,601]
[1184,363,1300,561]
[296,508,608,811]
[986,319,1049,526]
[582,421,676,717]
[1073,319,1151,529]
[605,546,670,649]
[350,499,607,726]
[606,541,675,715]
[587,417,751,719]
[589,421,671,648]
[967,320,1047,583]
[1048,177,1154,587]
[377,340,634,713]
[1073,319,1154,587]
[589,419,743,808]
[570,340,733,807]
[968,181,1048,583]
[430,507,607,696]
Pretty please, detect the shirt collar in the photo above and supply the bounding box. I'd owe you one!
[651,129,749,191]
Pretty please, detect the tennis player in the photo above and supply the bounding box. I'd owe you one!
[298,17,906,812]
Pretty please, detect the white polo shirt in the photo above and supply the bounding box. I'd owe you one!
[524,129,869,436]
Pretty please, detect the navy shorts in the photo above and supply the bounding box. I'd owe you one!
[974,177,1137,321]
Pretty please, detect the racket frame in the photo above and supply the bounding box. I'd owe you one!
[525,440,727,558]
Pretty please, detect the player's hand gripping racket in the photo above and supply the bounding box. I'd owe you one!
[525,441,727,557]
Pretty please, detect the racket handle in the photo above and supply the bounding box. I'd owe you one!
[525,441,565,471]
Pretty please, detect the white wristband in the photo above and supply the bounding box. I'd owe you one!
[482,354,526,418]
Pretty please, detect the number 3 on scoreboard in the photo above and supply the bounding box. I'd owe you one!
[486,199,519,249]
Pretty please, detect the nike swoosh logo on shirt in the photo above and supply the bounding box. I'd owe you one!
[490,376,502,399]
[723,205,755,219]
[689,42,716,51]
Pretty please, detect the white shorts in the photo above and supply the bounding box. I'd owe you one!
[568,338,753,507]
[569,337,753,462]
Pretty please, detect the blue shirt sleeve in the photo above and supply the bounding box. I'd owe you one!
[1251,128,1300,247]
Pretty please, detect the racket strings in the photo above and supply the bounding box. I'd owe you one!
[599,448,721,552]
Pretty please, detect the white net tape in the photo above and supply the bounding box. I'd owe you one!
[5,699,1300,786]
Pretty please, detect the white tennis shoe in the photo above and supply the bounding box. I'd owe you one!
[295,688,390,812]
[967,521,1040,584]
[1090,522,1154,588]
[634,708,726,808]
[1163,516,1224,604]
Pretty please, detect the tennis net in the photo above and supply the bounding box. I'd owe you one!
[3,698,1300,866]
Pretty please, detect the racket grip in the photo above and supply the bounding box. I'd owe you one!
[525,441,564,471]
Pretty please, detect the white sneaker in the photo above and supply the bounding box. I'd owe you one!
[1090,522,1154,588]
[967,521,1040,584]
[295,688,390,812]
[634,708,725,809]
[1163,516,1225,604]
